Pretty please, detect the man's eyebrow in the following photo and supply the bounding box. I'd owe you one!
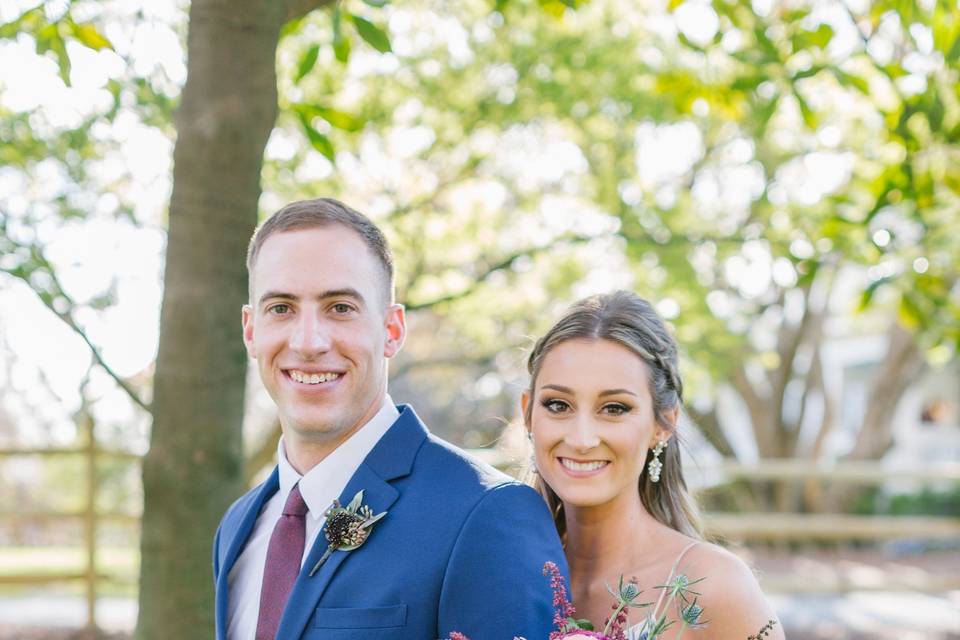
[258,291,297,306]
[257,288,367,307]
[320,288,366,304]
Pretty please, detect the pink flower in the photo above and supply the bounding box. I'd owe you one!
[543,561,577,640]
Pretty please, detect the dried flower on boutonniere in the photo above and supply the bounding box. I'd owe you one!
[309,489,386,576]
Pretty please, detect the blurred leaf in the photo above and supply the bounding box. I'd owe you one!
[351,15,391,53]
[70,22,113,51]
[677,32,705,52]
[898,293,924,329]
[793,64,825,81]
[362,0,390,6]
[858,277,890,312]
[293,103,364,132]
[792,23,833,51]
[49,35,71,85]
[792,87,817,128]
[753,24,781,61]
[731,75,764,92]
[295,44,320,82]
[280,14,306,39]
[315,106,363,131]
[831,68,870,95]
[333,7,352,63]
[948,34,960,63]
[298,110,336,161]
[0,7,44,39]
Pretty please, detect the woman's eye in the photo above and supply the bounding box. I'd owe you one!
[602,403,631,416]
[542,399,570,414]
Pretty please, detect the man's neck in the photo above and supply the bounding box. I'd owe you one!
[281,395,391,474]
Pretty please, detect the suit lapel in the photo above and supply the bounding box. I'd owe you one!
[215,468,279,640]
[274,405,427,639]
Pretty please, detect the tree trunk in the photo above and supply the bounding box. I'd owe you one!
[136,1,291,636]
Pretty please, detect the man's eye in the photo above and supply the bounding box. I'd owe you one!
[542,399,570,414]
[268,303,291,315]
[332,303,354,314]
[602,403,631,416]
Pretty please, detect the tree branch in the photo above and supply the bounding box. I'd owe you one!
[1,241,151,414]
[283,0,336,24]
[686,405,736,458]
[731,365,774,457]
[848,322,924,460]
[404,234,595,312]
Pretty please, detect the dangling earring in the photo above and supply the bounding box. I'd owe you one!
[648,439,667,483]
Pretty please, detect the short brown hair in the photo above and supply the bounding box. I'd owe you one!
[246,198,394,304]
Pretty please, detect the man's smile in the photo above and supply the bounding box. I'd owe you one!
[284,369,343,385]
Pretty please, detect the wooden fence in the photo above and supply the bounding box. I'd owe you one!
[1,442,959,631]
[0,415,139,634]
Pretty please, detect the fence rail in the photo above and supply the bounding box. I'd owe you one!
[705,458,960,483]
[2,445,959,630]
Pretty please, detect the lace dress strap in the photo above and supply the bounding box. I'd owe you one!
[663,540,700,583]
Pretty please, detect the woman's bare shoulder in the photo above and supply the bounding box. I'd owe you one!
[679,542,784,639]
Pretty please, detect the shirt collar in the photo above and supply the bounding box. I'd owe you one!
[276,395,399,519]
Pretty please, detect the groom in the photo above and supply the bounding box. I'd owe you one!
[213,198,567,639]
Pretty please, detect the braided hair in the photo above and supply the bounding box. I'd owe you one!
[524,290,703,540]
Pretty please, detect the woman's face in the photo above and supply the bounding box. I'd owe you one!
[525,338,668,509]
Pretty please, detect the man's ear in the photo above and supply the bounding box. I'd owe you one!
[383,304,406,358]
[241,305,257,358]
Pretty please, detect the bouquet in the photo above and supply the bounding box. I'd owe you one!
[447,561,777,640]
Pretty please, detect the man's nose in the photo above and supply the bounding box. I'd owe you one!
[565,415,601,453]
[288,312,331,356]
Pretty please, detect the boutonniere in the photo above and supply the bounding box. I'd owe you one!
[309,489,387,577]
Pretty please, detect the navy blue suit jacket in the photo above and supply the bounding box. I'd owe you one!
[213,405,568,639]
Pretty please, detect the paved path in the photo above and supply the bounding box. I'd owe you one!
[2,592,958,639]
[2,549,958,639]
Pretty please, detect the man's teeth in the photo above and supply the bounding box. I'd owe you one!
[289,371,340,384]
[560,459,608,472]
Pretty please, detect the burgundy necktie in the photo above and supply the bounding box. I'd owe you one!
[255,483,308,640]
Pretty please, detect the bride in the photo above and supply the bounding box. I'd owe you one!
[522,291,784,638]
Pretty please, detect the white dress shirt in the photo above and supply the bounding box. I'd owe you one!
[226,397,400,640]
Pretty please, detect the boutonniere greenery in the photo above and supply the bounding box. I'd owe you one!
[309,489,387,577]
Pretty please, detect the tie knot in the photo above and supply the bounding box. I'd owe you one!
[282,484,308,517]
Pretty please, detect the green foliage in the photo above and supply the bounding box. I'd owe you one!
[350,15,391,53]
[3,0,958,451]
[0,5,113,85]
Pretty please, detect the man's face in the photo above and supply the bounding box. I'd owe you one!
[242,225,405,467]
